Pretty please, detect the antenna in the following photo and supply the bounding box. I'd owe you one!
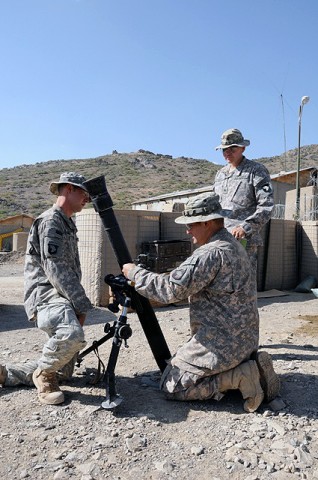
[280,94,287,171]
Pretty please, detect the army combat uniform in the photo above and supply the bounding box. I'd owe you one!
[212,157,274,279]
[4,205,92,387]
[126,228,259,401]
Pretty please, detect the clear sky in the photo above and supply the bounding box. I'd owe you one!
[0,0,317,169]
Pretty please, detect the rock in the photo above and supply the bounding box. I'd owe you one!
[191,445,204,455]
[125,435,147,453]
[268,397,286,412]
[154,460,175,473]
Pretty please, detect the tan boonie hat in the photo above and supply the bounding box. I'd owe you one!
[175,192,229,225]
[49,172,89,196]
[215,128,250,150]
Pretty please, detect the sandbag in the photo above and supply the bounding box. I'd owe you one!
[295,275,317,293]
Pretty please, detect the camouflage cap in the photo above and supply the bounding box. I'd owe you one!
[175,192,229,224]
[215,128,250,150]
[49,172,89,196]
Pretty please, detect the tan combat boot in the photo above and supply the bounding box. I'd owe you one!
[32,368,65,405]
[0,365,7,386]
[217,360,264,413]
[254,351,280,402]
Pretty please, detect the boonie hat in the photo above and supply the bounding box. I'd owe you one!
[175,192,229,225]
[215,128,250,150]
[49,172,89,196]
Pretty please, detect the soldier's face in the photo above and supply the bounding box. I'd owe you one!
[222,146,245,167]
[186,222,209,246]
[69,186,90,213]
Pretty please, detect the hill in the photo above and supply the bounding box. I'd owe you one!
[0,145,317,219]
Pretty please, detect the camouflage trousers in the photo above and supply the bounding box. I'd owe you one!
[160,357,223,402]
[4,301,86,387]
[246,244,258,291]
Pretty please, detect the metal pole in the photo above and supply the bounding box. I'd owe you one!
[295,104,302,220]
[295,96,310,284]
[295,96,310,220]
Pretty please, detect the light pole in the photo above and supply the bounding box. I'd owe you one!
[295,95,310,220]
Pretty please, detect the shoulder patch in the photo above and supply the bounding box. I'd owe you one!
[48,243,59,255]
[44,235,63,258]
[170,258,198,286]
[171,267,188,282]
[262,184,272,193]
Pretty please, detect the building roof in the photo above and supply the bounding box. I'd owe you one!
[271,166,316,180]
[131,185,213,204]
[0,214,34,224]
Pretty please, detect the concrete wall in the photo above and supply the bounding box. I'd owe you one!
[0,214,34,252]
[12,232,29,252]
[271,180,294,205]
[285,186,318,220]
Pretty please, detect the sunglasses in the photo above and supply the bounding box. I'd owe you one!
[73,186,90,200]
[222,146,239,153]
[185,222,201,230]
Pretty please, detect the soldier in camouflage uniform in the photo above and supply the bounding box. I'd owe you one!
[212,128,274,285]
[122,193,280,412]
[0,172,92,405]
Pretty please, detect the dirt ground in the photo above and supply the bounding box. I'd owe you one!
[0,253,318,480]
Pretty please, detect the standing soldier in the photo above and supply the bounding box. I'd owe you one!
[0,172,92,405]
[212,128,274,286]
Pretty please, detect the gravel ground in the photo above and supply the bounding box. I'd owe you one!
[1,254,318,480]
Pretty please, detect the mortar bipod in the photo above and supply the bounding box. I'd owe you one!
[101,296,132,410]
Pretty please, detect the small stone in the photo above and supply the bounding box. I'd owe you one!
[191,445,204,455]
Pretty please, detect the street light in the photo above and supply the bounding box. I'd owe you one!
[295,95,310,220]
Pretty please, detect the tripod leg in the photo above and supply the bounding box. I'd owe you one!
[101,343,123,409]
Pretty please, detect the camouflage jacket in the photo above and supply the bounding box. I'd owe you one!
[127,228,259,374]
[24,205,92,320]
[212,157,274,246]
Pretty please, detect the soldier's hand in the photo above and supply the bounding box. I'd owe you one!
[231,226,246,239]
[122,263,135,278]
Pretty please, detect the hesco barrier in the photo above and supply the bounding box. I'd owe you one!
[301,221,318,280]
[257,219,298,291]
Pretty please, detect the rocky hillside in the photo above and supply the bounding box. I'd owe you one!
[0,146,317,219]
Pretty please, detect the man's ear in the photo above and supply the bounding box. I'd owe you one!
[66,184,73,194]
